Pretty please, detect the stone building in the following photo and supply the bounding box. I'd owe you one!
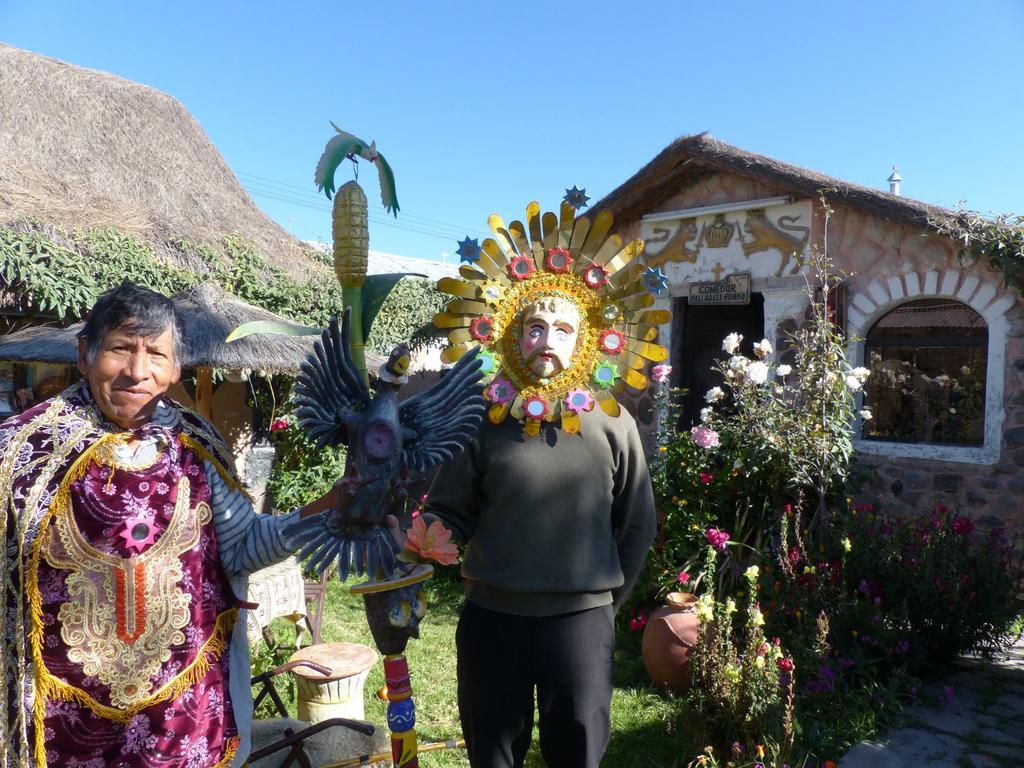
[592,133,1023,533]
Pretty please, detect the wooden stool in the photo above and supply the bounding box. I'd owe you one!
[289,642,378,723]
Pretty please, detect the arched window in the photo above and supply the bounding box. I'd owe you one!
[862,299,987,446]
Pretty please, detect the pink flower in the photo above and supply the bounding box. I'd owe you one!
[400,516,459,566]
[269,417,290,432]
[705,527,730,552]
[699,472,714,485]
[650,364,673,384]
[677,570,691,585]
[690,426,720,449]
[777,657,794,672]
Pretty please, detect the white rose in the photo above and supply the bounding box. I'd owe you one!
[728,355,750,372]
[859,409,873,421]
[747,361,770,385]
[753,339,773,358]
[700,407,714,423]
[845,375,863,391]
[851,366,871,382]
[722,332,742,354]
[776,364,792,377]
[705,386,725,403]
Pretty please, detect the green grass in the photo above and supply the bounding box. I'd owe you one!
[252,570,696,767]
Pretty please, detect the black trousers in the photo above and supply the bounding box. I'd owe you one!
[455,601,615,768]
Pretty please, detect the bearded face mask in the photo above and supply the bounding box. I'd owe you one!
[518,299,581,380]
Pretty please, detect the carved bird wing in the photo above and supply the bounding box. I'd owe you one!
[314,123,368,199]
[373,152,400,217]
[293,310,370,448]
[399,350,486,473]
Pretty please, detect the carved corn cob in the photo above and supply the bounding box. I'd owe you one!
[333,180,369,288]
[332,180,370,384]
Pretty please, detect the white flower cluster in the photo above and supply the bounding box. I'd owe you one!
[844,366,871,392]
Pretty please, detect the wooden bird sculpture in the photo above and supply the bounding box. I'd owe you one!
[292,309,485,580]
[314,122,400,216]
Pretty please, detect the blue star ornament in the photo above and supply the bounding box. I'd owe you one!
[456,236,482,264]
[563,186,591,210]
[643,265,669,296]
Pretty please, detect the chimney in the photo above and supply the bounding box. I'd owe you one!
[887,166,902,196]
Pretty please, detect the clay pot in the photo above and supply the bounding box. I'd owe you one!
[641,592,700,693]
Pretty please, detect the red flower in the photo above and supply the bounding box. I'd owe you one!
[582,263,610,288]
[699,472,714,485]
[507,254,536,281]
[469,315,495,342]
[777,657,794,672]
[544,247,574,273]
[677,570,691,584]
[269,417,290,432]
[599,329,626,355]
[952,516,974,535]
[628,608,649,632]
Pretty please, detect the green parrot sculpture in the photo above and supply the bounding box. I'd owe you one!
[314,122,400,217]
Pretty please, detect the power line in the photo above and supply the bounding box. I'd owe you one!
[243,186,466,242]
[237,170,489,238]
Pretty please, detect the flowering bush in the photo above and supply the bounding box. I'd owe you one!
[686,547,795,759]
[840,504,1021,665]
[754,499,1022,757]
[647,250,870,602]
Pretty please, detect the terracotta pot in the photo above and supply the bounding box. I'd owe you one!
[641,592,700,693]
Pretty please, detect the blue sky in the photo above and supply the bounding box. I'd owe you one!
[2,1,1022,263]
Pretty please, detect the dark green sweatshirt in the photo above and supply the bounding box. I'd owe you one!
[426,406,657,617]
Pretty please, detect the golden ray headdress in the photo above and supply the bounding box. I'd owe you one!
[434,196,671,437]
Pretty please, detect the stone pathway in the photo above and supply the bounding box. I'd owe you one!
[840,636,1024,768]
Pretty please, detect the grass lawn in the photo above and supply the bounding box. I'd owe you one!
[253,569,694,767]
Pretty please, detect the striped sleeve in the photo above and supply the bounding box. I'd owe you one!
[204,462,301,576]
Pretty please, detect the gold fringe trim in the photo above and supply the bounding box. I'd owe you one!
[37,609,236,725]
[180,434,253,502]
[214,736,240,768]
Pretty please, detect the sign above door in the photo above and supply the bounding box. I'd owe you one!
[689,272,752,305]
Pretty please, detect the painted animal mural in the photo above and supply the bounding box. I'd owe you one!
[646,218,700,266]
[739,209,811,277]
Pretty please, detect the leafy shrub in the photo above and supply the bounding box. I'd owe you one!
[842,504,1021,665]
[686,547,795,759]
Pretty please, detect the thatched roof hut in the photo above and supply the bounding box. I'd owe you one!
[590,132,960,231]
[0,43,318,278]
[0,281,384,373]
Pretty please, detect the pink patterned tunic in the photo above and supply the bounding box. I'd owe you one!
[1,384,247,768]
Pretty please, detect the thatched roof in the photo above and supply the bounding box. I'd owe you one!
[591,132,959,231]
[0,44,318,278]
[0,281,383,373]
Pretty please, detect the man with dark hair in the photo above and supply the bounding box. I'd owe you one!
[0,282,333,767]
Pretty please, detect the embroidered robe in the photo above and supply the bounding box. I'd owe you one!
[1,383,247,768]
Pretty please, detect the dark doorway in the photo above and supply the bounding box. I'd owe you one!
[671,294,765,427]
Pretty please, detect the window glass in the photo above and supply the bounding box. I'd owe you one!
[862,299,986,446]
